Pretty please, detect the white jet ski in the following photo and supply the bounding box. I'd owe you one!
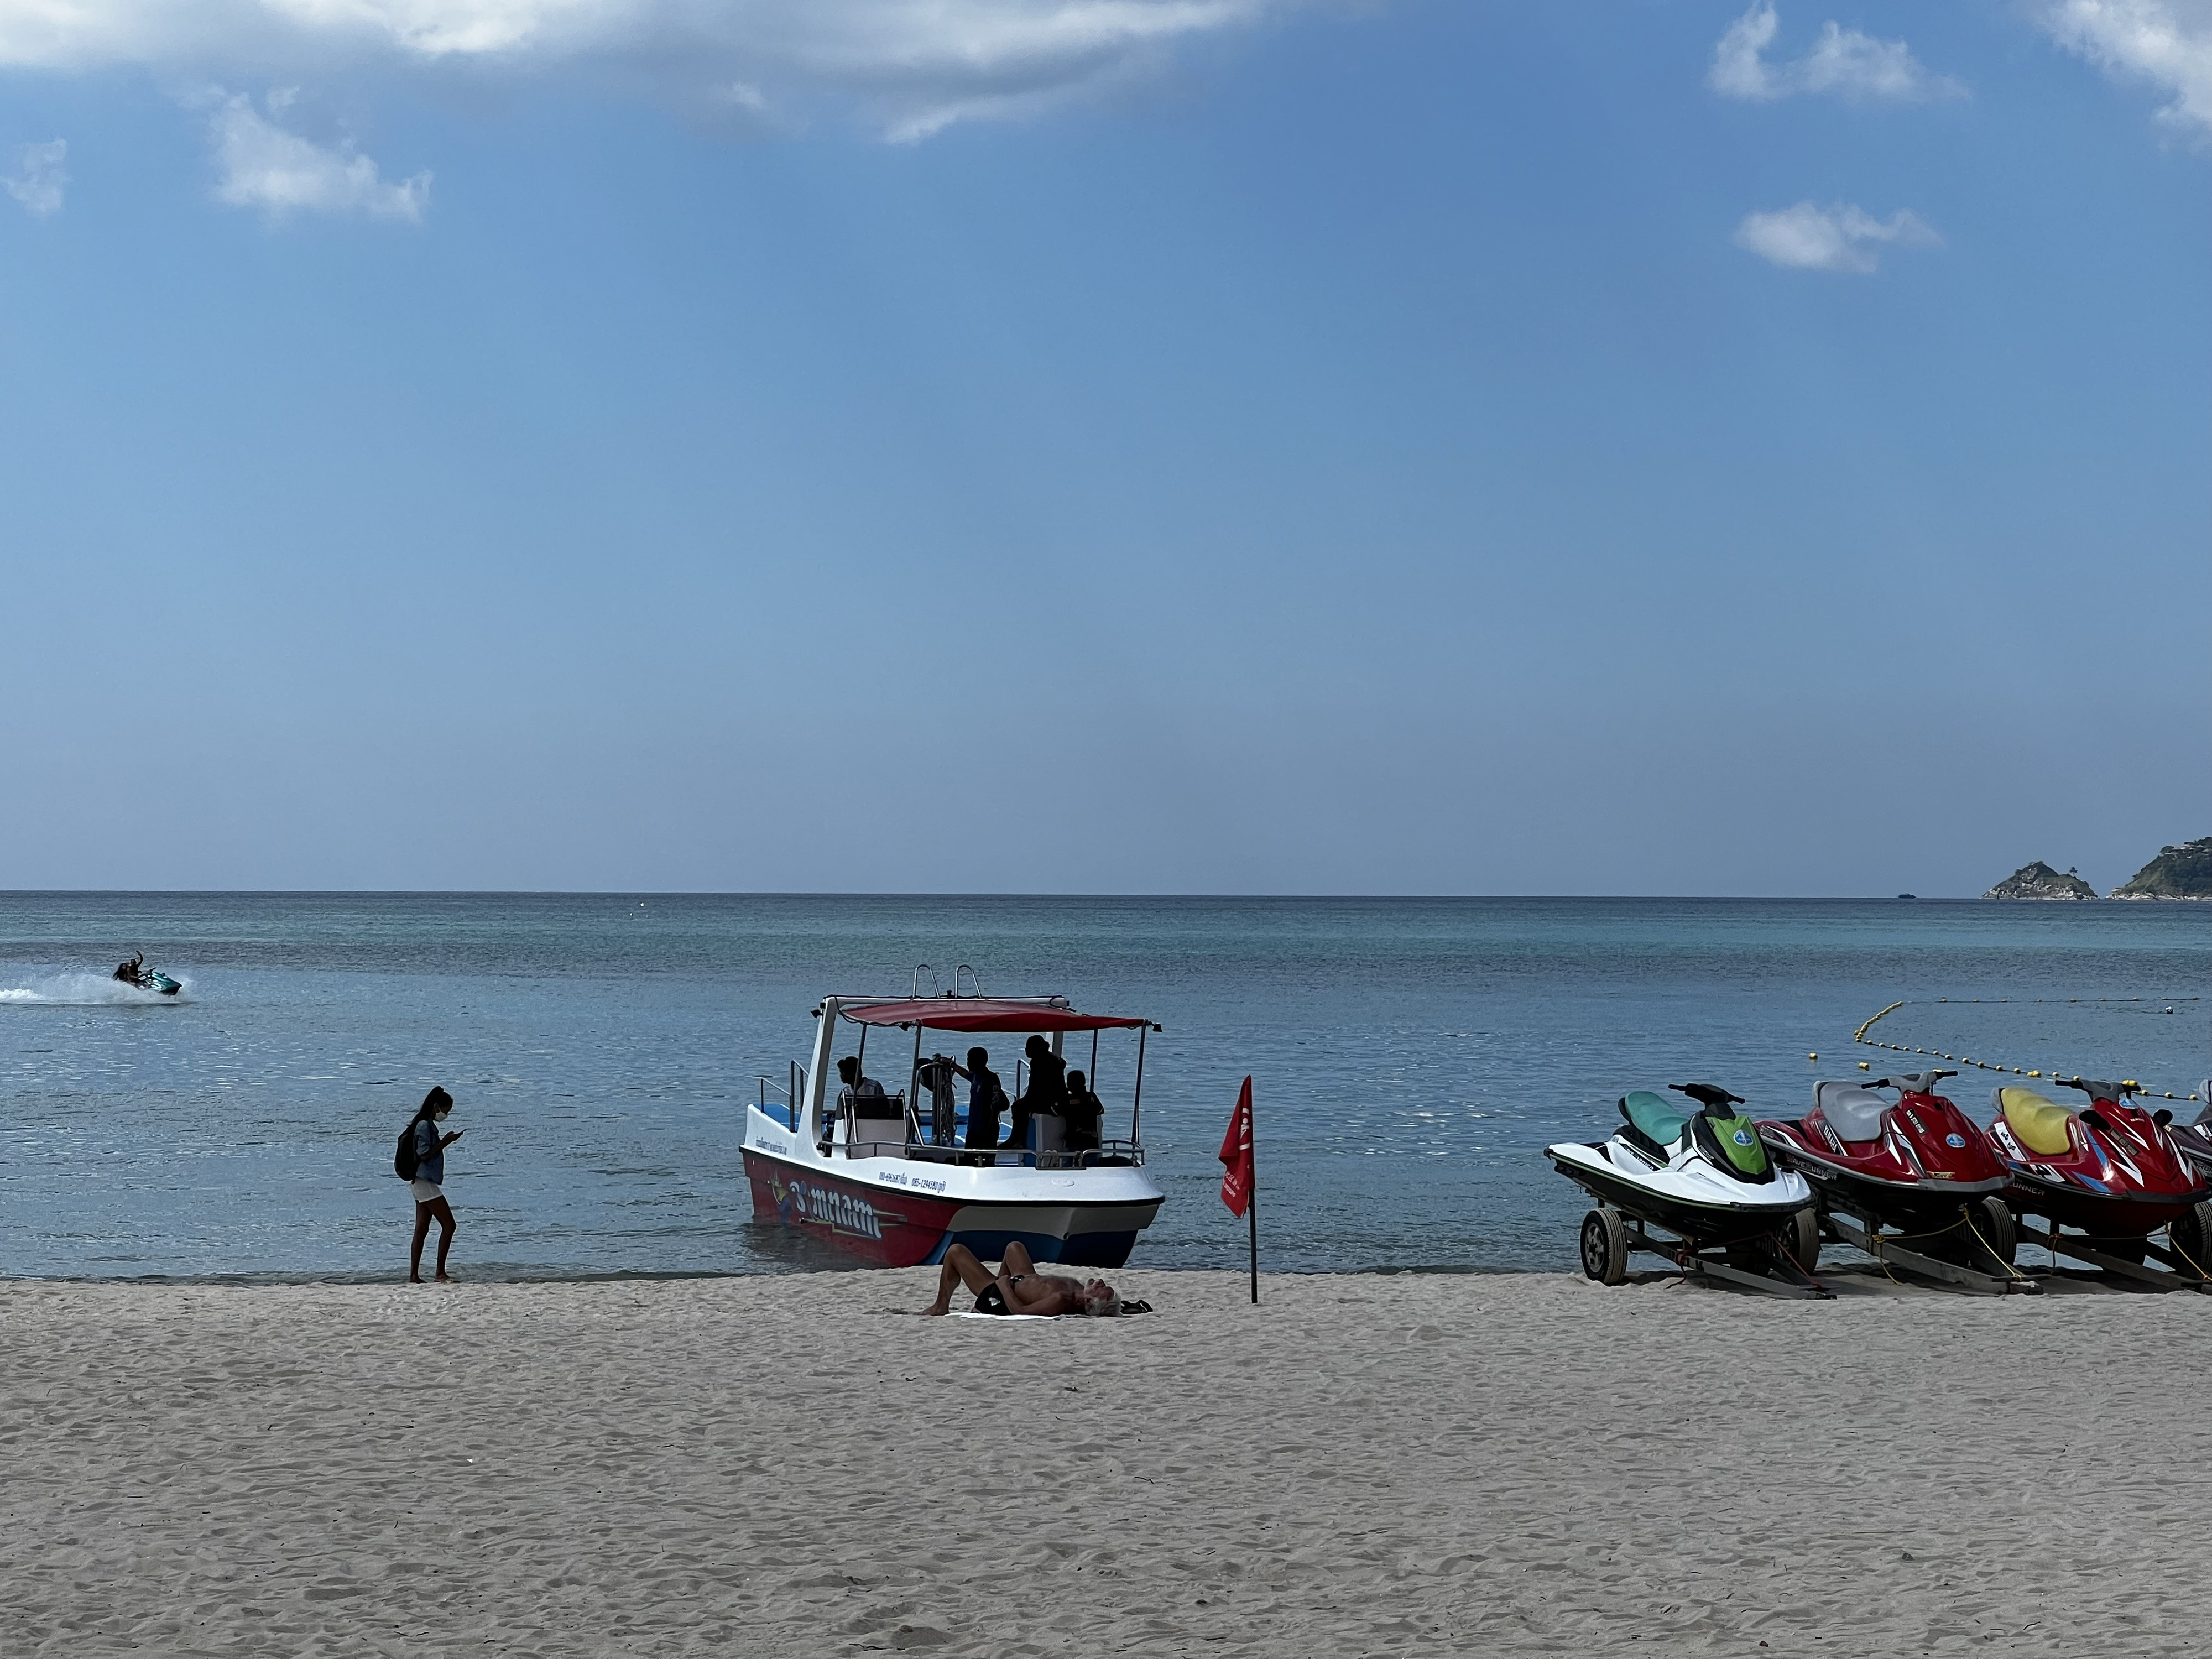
[1546,1083,1823,1296]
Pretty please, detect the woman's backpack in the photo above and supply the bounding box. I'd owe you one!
[394,1122,420,1181]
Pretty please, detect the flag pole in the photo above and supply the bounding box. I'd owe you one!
[1219,1074,1259,1306]
[1248,1087,1259,1305]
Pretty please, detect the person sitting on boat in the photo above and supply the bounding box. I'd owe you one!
[1063,1070,1104,1156]
[945,1047,1008,1157]
[1008,1034,1067,1154]
[113,950,144,985]
[921,1241,1122,1318]
[835,1056,894,1116]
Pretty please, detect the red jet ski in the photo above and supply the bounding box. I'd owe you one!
[1760,1071,2025,1289]
[1985,1077,2211,1263]
[2166,1084,2212,1183]
[1760,1070,2010,1230]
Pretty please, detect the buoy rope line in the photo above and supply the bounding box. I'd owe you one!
[1850,998,2208,1104]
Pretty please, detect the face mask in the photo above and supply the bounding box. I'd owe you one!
[434,1109,451,1121]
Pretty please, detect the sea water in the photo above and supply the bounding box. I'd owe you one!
[1,894,2206,1281]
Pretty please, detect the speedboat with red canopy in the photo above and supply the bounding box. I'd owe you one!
[740,974,1165,1269]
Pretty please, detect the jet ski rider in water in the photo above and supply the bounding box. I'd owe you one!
[113,950,146,987]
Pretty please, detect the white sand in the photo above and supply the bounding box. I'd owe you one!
[4,1267,2209,1656]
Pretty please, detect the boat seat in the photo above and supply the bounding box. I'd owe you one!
[1620,1091,1687,1149]
[1813,1082,1889,1144]
[1998,1088,2075,1157]
[847,1128,910,1158]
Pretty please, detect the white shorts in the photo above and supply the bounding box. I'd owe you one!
[411,1179,445,1204]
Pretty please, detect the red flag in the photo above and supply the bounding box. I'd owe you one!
[1218,1075,1254,1218]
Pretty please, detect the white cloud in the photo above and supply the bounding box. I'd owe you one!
[1733,201,1940,272]
[3,137,67,213]
[2030,0,2212,136]
[1710,2,1965,103]
[208,91,430,220]
[0,1,1286,140]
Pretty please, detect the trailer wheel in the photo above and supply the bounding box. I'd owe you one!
[1973,1196,2017,1269]
[1580,1208,1628,1285]
[2169,1201,2212,1277]
[1782,1207,1820,1273]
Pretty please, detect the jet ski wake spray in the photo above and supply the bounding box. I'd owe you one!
[1547,1083,1828,1300]
[1759,1072,2035,1296]
[1984,1077,2212,1293]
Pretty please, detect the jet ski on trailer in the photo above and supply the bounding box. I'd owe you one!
[1984,1077,2212,1290]
[1758,1071,2031,1295]
[2162,1084,2212,1184]
[1547,1083,1825,1298]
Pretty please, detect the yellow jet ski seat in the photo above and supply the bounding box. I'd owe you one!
[1999,1088,2076,1157]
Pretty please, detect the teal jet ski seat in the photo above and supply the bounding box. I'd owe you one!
[1620,1091,1688,1149]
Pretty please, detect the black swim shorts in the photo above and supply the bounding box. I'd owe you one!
[973,1282,1012,1315]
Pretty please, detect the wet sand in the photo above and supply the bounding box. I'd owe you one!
[3,1267,2207,1656]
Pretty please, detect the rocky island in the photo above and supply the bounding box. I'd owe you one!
[2111,837,2212,900]
[1983,862,2099,900]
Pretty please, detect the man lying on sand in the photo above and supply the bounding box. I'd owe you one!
[922,1241,1122,1317]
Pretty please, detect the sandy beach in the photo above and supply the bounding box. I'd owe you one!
[5,1267,2209,1656]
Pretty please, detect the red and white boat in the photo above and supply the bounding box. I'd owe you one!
[740,978,1165,1268]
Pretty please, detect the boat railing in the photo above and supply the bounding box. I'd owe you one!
[855,1135,1145,1170]
[755,1063,807,1132]
[906,962,986,999]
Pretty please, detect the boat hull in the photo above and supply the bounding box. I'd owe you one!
[740,1111,1162,1269]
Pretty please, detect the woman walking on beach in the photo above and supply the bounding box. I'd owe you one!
[405,1087,463,1284]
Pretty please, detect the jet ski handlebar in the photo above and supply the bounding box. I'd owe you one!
[1867,1069,1955,1091]
[1668,1082,1745,1113]
[2057,1076,2137,1100]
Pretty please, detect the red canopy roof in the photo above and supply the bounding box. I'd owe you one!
[837,998,1150,1034]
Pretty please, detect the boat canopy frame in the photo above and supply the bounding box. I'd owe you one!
[791,972,1162,1161]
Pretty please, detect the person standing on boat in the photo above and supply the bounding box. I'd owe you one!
[1063,1070,1104,1156]
[1008,1034,1067,1155]
[946,1047,1008,1155]
[407,1087,463,1284]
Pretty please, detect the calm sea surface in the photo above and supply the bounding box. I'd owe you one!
[2,894,2206,1281]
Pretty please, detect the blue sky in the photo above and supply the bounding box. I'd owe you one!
[0,1,2206,895]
